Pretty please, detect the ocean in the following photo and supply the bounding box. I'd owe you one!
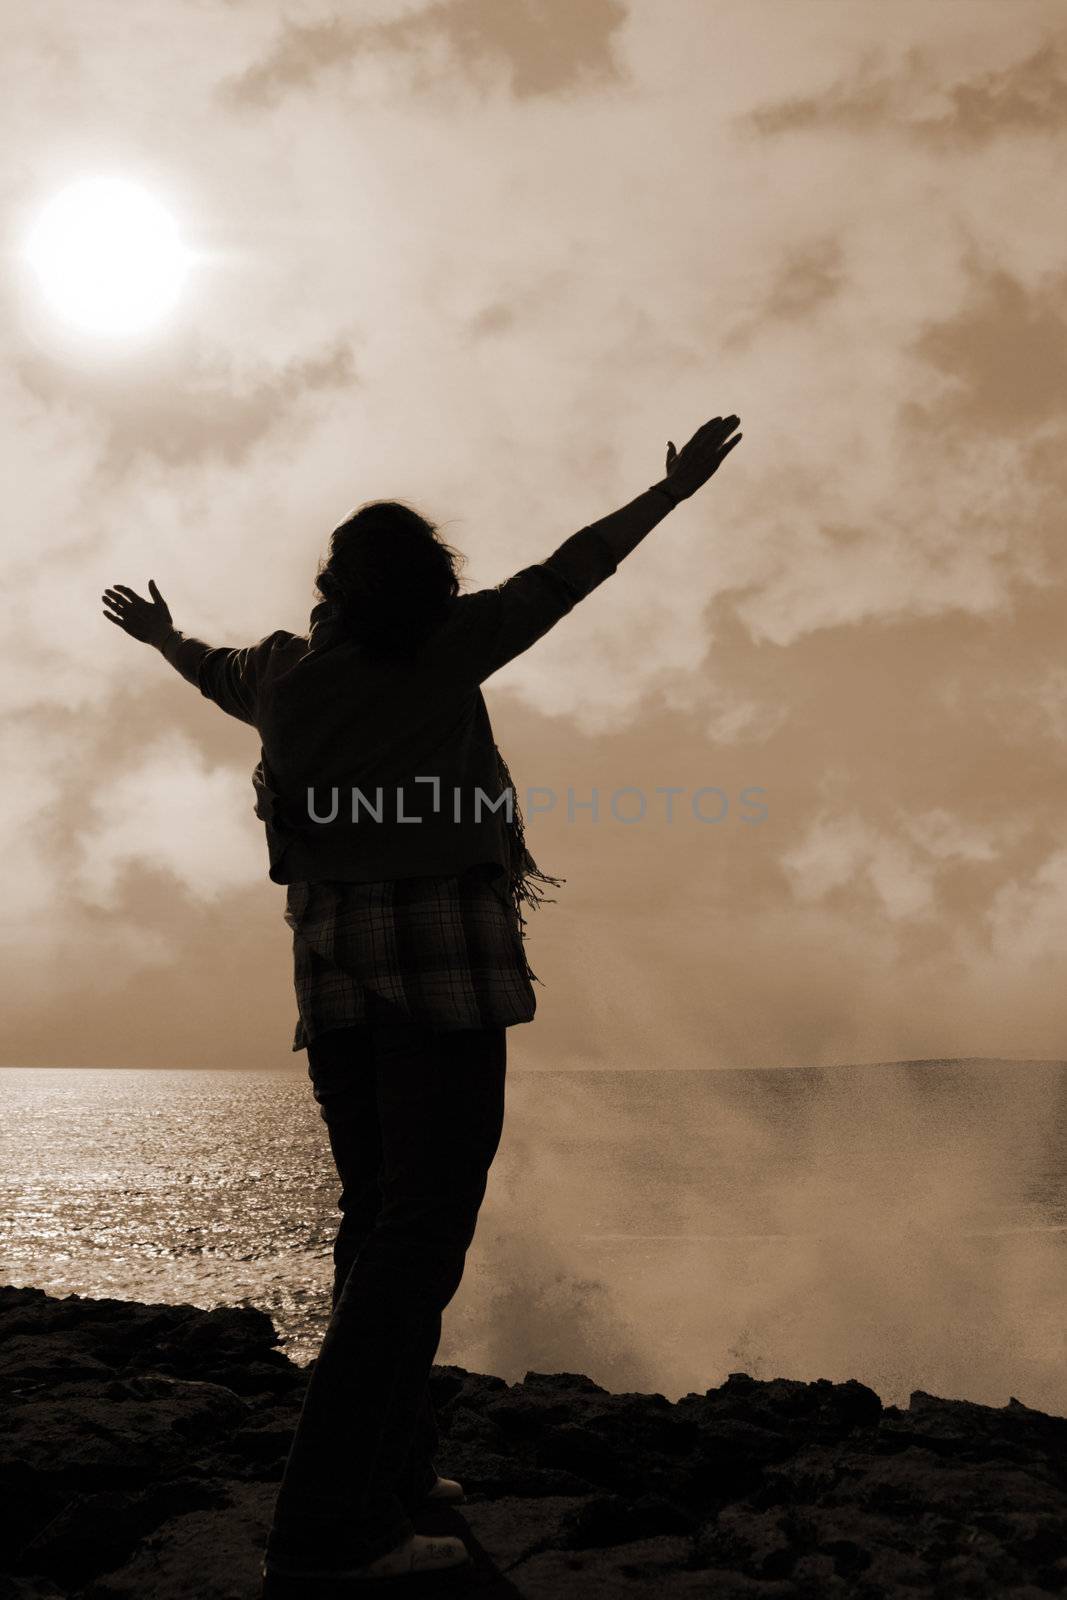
[3,1060,1066,1414]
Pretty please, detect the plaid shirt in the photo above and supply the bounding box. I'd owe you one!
[285,863,537,1051]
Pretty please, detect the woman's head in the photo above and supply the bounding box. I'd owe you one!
[312,500,465,660]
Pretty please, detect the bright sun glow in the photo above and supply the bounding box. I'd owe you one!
[25,176,191,337]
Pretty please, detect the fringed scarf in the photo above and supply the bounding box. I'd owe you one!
[494,744,565,986]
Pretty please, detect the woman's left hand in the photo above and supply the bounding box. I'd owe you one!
[101,578,174,646]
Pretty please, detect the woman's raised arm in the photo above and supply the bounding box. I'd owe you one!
[448,414,743,684]
[587,414,741,564]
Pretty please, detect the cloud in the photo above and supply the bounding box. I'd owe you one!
[715,454,1031,649]
[986,847,1067,965]
[742,33,1067,148]
[709,254,1066,653]
[72,731,265,908]
[721,237,847,351]
[906,262,1067,432]
[781,812,938,921]
[0,715,182,1026]
[16,340,356,472]
[742,46,906,139]
[780,806,1020,926]
[220,0,630,110]
[901,808,1000,863]
[755,236,847,322]
[916,36,1067,147]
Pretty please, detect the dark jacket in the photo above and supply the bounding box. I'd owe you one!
[160,524,619,884]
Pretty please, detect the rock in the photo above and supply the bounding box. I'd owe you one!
[459,1494,594,1570]
[498,1535,714,1598]
[2,1284,1067,1597]
[78,1483,276,1600]
[4,1379,247,1484]
[0,1578,67,1600]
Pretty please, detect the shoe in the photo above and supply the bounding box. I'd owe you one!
[263,1532,471,1588]
[355,1532,470,1576]
[425,1475,465,1504]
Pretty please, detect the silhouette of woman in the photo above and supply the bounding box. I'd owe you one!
[101,415,741,1589]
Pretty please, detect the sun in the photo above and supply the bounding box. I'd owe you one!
[25,175,191,337]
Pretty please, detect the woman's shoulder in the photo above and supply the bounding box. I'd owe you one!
[413,588,500,664]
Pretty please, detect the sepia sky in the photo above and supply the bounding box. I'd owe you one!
[4,0,1067,1070]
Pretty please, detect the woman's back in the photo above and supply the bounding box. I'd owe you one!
[248,524,622,884]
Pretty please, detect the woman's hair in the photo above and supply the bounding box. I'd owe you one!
[312,500,465,661]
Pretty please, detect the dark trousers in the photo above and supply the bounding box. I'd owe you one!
[265,994,507,1571]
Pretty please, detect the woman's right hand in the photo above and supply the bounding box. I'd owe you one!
[663,415,742,502]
